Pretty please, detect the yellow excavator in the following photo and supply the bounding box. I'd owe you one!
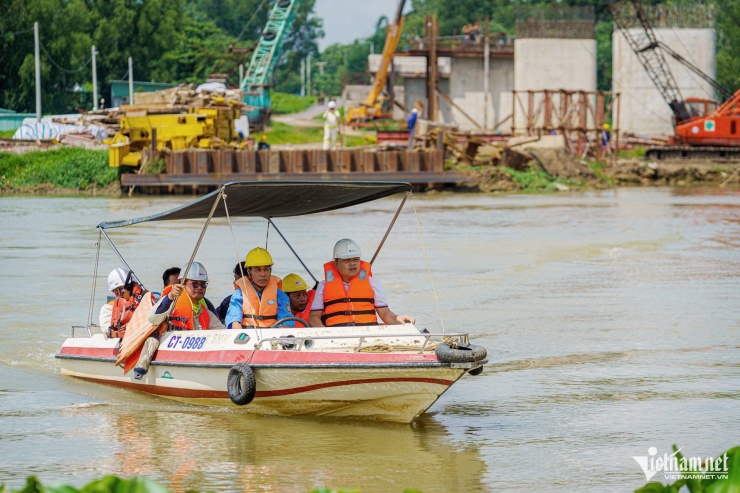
[345,0,406,126]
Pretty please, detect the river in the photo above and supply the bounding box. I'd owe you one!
[0,186,738,492]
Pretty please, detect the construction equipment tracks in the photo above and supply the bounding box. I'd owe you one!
[646,146,740,161]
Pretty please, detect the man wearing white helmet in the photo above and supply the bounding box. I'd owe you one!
[148,261,224,331]
[322,100,340,150]
[99,267,133,335]
[309,239,416,328]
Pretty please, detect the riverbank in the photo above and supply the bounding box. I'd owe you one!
[1,144,739,195]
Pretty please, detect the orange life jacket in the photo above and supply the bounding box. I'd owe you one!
[321,260,378,327]
[162,285,210,331]
[292,289,316,328]
[109,284,147,338]
[238,275,281,328]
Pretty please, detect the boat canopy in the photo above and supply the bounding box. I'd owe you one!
[98,181,413,230]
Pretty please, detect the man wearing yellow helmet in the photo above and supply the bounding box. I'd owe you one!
[282,273,315,328]
[225,247,293,328]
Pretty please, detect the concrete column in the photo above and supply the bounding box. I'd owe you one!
[307,53,312,95]
[128,57,134,105]
[239,64,244,88]
[300,59,305,96]
[34,22,41,121]
[92,45,98,110]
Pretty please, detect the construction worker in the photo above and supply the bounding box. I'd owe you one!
[308,239,416,327]
[257,134,270,150]
[282,273,315,328]
[99,267,143,337]
[602,123,612,151]
[407,108,418,150]
[323,101,339,150]
[225,247,294,329]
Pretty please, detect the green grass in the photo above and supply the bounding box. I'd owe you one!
[263,122,370,147]
[0,147,117,190]
[501,166,564,192]
[618,146,647,159]
[271,92,317,115]
[0,129,16,138]
[588,160,615,185]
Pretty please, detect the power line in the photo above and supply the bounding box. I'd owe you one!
[1,27,34,39]
[40,41,92,74]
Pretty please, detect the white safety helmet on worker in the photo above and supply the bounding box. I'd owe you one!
[333,238,361,259]
[328,101,336,109]
[107,268,130,291]
[179,262,209,282]
[282,273,308,293]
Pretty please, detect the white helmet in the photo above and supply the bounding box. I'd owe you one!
[333,238,362,259]
[179,262,209,282]
[328,101,337,109]
[107,268,130,291]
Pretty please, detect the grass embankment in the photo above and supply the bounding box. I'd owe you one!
[264,121,368,147]
[271,92,317,115]
[0,129,15,138]
[0,147,118,193]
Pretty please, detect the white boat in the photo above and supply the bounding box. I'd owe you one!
[57,181,487,423]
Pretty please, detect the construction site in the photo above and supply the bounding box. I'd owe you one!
[3,0,740,194]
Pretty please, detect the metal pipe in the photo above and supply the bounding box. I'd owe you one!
[92,45,98,111]
[370,191,408,265]
[268,218,318,285]
[128,57,134,105]
[180,187,225,286]
[34,22,41,121]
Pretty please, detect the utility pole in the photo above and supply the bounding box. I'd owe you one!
[239,64,244,88]
[92,45,98,111]
[34,22,41,121]
[316,61,326,76]
[128,57,134,105]
[307,53,312,96]
[300,58,306,96]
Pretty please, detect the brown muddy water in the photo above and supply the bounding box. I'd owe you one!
[0,187,738,492]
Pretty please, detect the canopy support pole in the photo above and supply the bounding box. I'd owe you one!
[87,230,102,327]
[268,218,319,286]
[181,187,225,284]
[99,227,145,291]
[370,191,408,266]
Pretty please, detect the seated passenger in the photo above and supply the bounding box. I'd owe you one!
[99,267,148,338]
[282,273,316,327]
[309,239,416,327]
[225,247,293,328]
[162,267,181,288]
[148,262,224,331]
[217,262,246,324]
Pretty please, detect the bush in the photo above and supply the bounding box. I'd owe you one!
[0,147,117,190]
[271,92,317,115]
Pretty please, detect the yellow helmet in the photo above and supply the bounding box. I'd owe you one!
[282,273,307,293]
[245,247,273,267]
[603,123,610,130]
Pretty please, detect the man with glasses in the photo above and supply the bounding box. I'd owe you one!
[225,247,294,329]
[148,262,225,331]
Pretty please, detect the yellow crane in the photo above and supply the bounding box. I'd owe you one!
[345,0,406,126]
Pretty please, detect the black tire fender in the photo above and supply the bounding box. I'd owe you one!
[263,30,276,41]
[227,363,256,406]
[435,342,487,364]
[468,366,484,376]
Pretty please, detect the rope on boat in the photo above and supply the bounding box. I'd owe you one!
[358,341,441,353]
[410,193,447,333]
[87,230,102,327]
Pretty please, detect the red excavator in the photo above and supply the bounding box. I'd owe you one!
[609,0,740,160]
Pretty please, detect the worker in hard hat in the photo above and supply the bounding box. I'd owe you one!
[225,247,294,329]
[257,134,270,150]
[99,267,143,337]
[148,262,224,331]
[602,122,612,151]
[323,101,340,150]
[139,262,224,380]
[308,239,416,327]
[282,273,316,328]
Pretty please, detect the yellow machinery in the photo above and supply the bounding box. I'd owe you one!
[345,0,406,126]
[108,104,242,167]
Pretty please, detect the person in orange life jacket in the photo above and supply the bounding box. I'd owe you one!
[308,239,416,327]
[282,273,316,327]
[216,261,247,324]
[225,247,294,329]
[162,266,181,288]
[148,262,225,331]
[99,267,132,334]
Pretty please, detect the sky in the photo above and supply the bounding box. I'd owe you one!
[313,0,412,50]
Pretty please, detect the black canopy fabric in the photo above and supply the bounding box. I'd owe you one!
[98,181,413,230]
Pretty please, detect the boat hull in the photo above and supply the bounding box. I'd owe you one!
[57,327,475,423]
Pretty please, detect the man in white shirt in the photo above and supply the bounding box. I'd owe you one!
[323,101,340,150]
